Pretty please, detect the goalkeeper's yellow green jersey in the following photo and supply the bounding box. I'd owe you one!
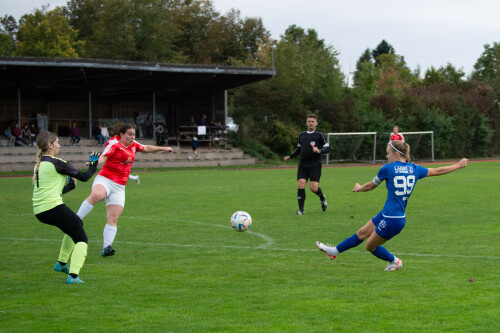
[32,155,79,215]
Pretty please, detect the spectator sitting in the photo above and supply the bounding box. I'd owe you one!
[12,123,27,146]
[198,114,208,126]
[29,123,38,146]
[101,123,110,141]
[189,116,196,127]
[69,122,81,146]
[95,124,106,146]
[21,123,32,146]
[4,126,15,147]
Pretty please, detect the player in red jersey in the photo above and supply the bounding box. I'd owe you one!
[106,123,140,184]
[76,123,173,256]
[389,125,405,142]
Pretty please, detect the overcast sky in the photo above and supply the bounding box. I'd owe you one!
[2,0,500,79]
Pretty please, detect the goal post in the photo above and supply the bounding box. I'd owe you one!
[326,132,377,165]
[398,131,434,162]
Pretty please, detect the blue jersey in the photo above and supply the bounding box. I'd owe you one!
[373,161,429,218]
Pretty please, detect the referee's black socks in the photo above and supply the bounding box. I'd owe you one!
[297,189,306,211]
[315,187,326,201]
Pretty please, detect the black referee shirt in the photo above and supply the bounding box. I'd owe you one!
[289,131,330,163]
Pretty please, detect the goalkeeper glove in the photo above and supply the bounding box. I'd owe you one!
[88,151,101,167]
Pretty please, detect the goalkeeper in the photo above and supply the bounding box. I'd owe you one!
[32,131,100,284]
[284,114,330,215]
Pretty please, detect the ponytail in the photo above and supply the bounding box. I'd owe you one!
[33,131,58,187]
[33,150,43,186]
[404,143,412,163]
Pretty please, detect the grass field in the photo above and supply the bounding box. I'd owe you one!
[1,161,499,332]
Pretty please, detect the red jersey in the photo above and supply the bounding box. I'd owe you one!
[99,140,144,185]
[390,133,404,142]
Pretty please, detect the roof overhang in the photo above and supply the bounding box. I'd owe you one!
[0,57,275,100]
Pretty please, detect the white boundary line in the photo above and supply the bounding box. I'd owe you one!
[1,237,498,260]
[2,217,498,260]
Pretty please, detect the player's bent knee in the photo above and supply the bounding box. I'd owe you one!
[71,233,88,244]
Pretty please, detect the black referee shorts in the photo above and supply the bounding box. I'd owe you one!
[35,204,88,244]
[297,160,322,182]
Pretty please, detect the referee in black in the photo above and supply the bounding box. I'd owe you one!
[284,114,330,215]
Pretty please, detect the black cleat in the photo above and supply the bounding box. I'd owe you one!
[321,198,327,212]
[101,245,115,257]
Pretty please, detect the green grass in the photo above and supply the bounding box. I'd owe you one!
[0,162,499,332]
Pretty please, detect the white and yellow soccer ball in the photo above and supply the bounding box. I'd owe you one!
[230,211,252,232]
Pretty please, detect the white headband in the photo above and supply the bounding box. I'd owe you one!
[389,142,406,155]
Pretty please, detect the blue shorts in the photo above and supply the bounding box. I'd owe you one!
[371,211,405,240]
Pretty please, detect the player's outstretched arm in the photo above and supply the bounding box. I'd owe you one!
[353,180,377,192]
[142,145,173,153]
[427,158,468,177]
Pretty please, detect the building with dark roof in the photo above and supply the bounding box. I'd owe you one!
[0,57,274,137]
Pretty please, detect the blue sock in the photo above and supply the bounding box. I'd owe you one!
[371,246,395,262]
[336,233,363,253]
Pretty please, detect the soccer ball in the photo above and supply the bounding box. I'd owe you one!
[230,211,252,232]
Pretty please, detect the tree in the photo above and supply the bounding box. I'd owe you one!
[473,42,500,93]
[423,66,445,87]
[376,53,417,97]
[83,0,184,62]
[65,0,103,40]
[16,6,84,57]
[352,60,382,103]
[169,0,218,63]
[352,48,372,88]
[193,9,269,65]
[423,63,465,87]
[231,25,345,155]
[0,15,18,56]
[371,39,395,66]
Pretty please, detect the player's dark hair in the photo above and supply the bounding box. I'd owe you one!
[33,131,58,186]
[391,140,411,163]
[112,122,123,135]
[307,114,318,120]
[118,123,134,134]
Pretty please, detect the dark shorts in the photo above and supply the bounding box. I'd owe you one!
[371,211,405,240]
[297,160,322,182]
[35,204,88,244]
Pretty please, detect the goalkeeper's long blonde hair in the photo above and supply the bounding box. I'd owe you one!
[33,131,58,186]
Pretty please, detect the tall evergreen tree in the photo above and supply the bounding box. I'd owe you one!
[371,39,395,66]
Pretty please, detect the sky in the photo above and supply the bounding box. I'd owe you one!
[2,0,500,79]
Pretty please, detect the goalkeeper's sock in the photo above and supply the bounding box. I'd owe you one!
[76,200,94,220]
[58,234,75,263]
[68,242,88,276]
[297,189,306,211]
[371,246,395,262]
[315,187,325,201]
[336,233,363,253]
[103,224,117,249]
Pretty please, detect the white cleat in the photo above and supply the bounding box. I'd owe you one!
[384,258,403,271]
[315,241,337,260]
